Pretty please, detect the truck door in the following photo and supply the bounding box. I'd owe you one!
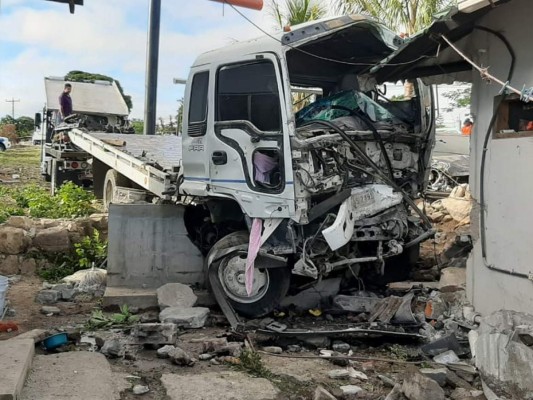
[207,54,294,219]
[182,70,211,195]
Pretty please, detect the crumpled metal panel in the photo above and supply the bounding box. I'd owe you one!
[322,184,403,251]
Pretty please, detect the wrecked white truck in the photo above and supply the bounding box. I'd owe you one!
[62,15,436,319]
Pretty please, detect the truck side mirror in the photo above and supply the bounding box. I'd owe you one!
[35,113,42,129]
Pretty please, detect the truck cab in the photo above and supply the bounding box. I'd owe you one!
[180,15,436,318]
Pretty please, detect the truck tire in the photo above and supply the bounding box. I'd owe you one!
[103,169,130,211]
[207,231,290,318]
[0,144,5,152]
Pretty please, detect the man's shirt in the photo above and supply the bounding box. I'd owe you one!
[59,92,73,117]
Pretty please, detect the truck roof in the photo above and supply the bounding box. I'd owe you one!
[44,77,129,116]
[192,15,399,69]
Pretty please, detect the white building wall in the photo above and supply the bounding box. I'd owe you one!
[466,0,533,315]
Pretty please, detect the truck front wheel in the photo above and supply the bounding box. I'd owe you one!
[207,231,290,318]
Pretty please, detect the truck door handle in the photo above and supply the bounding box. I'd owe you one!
[212,151,227,165]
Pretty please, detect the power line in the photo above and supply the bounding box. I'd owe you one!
[5,98,20,119]
[223,1,437,68]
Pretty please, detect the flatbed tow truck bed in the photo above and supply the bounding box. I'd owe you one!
[68,129,182,198]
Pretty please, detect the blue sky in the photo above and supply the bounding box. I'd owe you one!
[0,0,276,120]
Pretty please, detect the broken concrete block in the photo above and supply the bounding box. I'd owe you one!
[219,342,243,357]
[262,346,282,354]
[40,306,61,315]
[0,226,30,254]
[420,368,448,387]
[168,346,195,366]
[36,290,60,304]
[156,345,175,359]
[101,338,124,358]
[156,283,197,310]
[159,307,209,329]
[445,370,473,390]
[402,372,445,400]
[433,350,460,365]
[333,293,380,313]
[332,341,351,353]
[328,369,350,379]
[384,384,406,400]
[33,226,71,253]
[132,385,150,395]
[439,267,466,292]
[314,386,337,400]
[450,388,482,400]
[131,323,177,345]
[424,292,448,320]
[340,385,363,396]
[202,338,228,353]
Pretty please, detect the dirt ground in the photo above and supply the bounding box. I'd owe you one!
[0,276,96,340]
[0,144,43,185]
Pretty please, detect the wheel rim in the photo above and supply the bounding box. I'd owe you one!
[105,180,113,208]
[218,253,269,304]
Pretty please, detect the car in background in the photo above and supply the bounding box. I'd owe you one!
[32,127,45,145]
[428,129,470,197]
[0,137,12,151]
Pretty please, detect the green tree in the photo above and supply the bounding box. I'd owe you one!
[176,98,184,135]
[443,85,471,112]
[65,70,133,112]
[270,0,326,29]
[130,119,144,134]
[336,0,456,34]
[15,116,35,136]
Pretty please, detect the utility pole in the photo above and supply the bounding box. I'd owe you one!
[5,98,20,119]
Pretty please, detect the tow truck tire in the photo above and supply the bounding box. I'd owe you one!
[0,144,5,152]
[103,169,130,211]
[207,231,290,318]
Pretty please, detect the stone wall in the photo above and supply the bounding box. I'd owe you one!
[0,214,108,276]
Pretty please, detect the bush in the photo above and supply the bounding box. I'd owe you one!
[37,230,108,282]
[2,182,96,220]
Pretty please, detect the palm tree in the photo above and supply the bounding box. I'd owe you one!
[336,0,456,35]
[269,0,327,30]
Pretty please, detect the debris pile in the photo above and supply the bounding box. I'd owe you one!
[419,184,472,226]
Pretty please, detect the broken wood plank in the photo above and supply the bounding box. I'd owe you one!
[102,138,126,147]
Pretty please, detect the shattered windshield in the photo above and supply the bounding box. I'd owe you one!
[295,89,410,131]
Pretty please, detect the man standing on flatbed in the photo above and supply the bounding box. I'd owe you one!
[59,83,73,120]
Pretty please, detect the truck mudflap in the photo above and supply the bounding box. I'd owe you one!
[322,185,403,251]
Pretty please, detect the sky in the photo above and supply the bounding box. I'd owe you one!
[0,0,278,121]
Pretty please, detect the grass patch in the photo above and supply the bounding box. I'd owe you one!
[0,182,96,223]
[0,146,40,167]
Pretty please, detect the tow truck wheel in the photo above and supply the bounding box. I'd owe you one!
[207,231,290,318]
[0,144,5,152]
[103,169,130,211]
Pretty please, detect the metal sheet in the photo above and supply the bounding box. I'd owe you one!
[45,77,129,116]
[89,133,182,172]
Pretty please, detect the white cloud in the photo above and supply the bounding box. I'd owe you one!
[0,0,274,119]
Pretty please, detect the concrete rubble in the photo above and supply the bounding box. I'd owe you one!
[159,306,210,328]
[156,282,197,309]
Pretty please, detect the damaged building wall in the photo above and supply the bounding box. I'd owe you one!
[466,0,533,315]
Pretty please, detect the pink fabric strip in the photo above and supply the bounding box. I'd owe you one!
[245,218,263,296]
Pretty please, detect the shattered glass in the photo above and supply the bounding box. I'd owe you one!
[295,90,405,129]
